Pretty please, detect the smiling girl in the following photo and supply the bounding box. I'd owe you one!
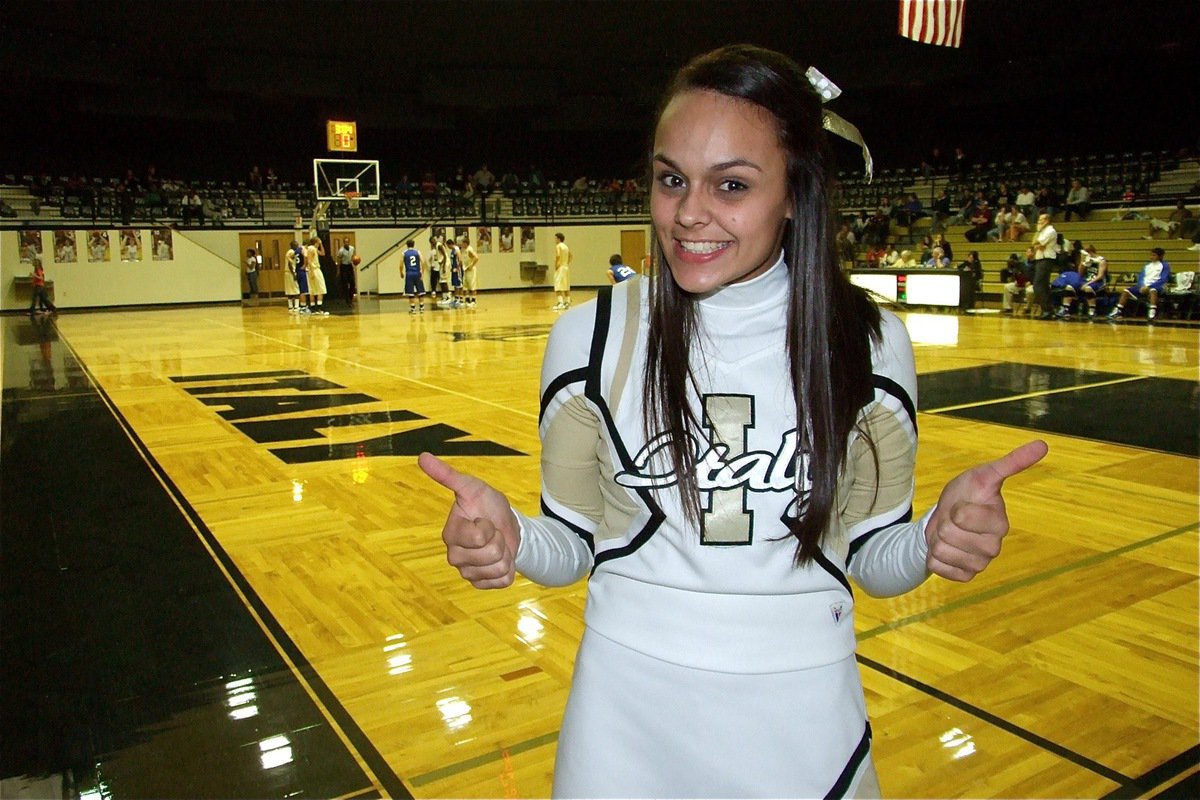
[421,45,1046,797]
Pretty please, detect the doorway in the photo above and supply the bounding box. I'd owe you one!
[621,229,648,275]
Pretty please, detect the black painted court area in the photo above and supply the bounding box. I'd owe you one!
[919,363,1199,457]
[0,316,389,799]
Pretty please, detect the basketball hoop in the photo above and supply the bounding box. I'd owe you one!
[343,190,361,211]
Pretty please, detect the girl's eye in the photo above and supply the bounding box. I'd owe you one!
[656,173,684,189]
[719,179,748,193]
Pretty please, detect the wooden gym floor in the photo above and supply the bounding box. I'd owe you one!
[2,289,1197,799]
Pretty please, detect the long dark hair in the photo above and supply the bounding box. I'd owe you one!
[643,44,882,565]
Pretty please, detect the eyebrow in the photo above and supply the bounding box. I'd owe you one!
[653,154,763,173]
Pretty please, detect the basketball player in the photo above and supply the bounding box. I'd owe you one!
[401,239,426,314]
[292,240,310,313]
[606,253,637,283]
[446,238,464,307]
[553,232,571,309]
[1073,244,1108,318]
[1109,247,1171,321]
[420,45,1047,798]
[460,238,479,306]
[306,237,329,315]
[428,236,446,308]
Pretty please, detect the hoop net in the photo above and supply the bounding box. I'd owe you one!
[343,190,361,210]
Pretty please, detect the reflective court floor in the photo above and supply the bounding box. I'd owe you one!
[1,293,1197,799]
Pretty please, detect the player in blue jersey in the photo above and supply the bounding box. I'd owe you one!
[606,253,638,284]
[401,239,425,314]
[421,45,1047,798]
[292,240,310,313]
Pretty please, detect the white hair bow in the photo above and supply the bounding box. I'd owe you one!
[806,67,874,182]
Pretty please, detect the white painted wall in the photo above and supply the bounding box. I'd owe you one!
[1,228,240,310]
[1,222,652,309]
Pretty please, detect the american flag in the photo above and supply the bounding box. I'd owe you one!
[898,0,965,48]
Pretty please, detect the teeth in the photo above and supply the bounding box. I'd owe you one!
[678,240,729,254]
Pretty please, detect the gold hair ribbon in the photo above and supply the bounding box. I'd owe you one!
[806,67,874,182]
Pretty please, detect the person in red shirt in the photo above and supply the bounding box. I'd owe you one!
[29,259,57,315]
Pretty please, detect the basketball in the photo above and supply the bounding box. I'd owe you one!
[352,254,361,266]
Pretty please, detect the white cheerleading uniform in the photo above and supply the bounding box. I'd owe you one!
[515,255,931,798]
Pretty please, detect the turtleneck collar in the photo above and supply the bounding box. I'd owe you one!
[695,251,788,311]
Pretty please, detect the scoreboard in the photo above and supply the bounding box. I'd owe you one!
[326,120,358,153]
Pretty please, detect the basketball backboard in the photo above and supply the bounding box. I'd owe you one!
[313,158,381,202]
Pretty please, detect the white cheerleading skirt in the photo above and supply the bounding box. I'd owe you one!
[553,627,881,799]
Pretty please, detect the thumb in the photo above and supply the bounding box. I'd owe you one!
[974,439,1049,497]
[418,452,481,500]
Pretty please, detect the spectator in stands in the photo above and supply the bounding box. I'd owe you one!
[864,206,890,246]
[1005,207,1030,241]
[953,190,983,224]
[957,251,984,313]
[420,172,438,196]
[201,194,223,227]
[882,245,902,268]
[934,232,954,263]
[924,246,950,268]
[988,206,1012,241]
[1035,185,1058,218]
[1109,247,1171,321]
[1015,185,1037,221]
[1063,179,1091,221]
[1031,214,1059,319]
[473,164,495,195]
[918,235,934,263]
[835,222,857,266]
[182,188,202,225]
[898,250,919,268]
[953,146,968,180]
[499,170,520,194]
[994,183,1015,207]
[897,193,927,228]
[452,166,468,195]
[865,243,887,268]
[1146,200,1194,239]
[248,165,263,191]
[920,147,944,178]
[1001,251,1033,314]
[965,200,993,242]
[931,188,952,232]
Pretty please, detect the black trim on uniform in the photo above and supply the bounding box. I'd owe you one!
[539,367,588,424]
[573,283,667,572]
[845,505,914,565]
[541,497,596,553]
[585,286,612,400]
[590,398,667,572]
[873,374,916,431]
[824,721,871,799]
[813,548,854,595]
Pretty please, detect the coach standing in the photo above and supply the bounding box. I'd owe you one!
[1031,213,1058,319]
